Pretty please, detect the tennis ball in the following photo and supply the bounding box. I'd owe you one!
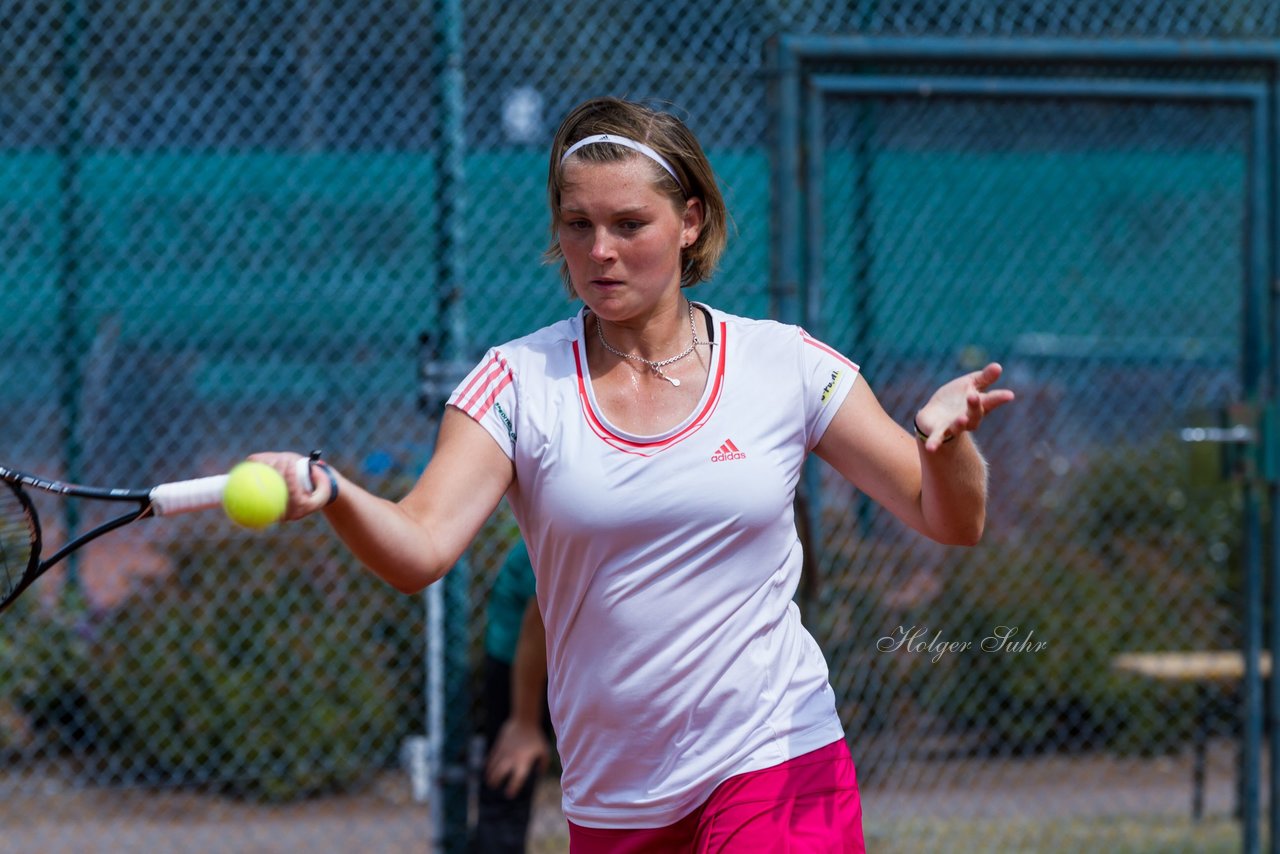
[222,461,289,530]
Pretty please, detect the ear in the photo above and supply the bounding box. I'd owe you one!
[681,197,704,247]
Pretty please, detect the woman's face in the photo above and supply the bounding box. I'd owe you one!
[557,157,702,323]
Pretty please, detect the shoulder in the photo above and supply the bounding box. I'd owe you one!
[482,313,584,384]
[451,314,581,425]
[702,305,808,357]
[493,313,579,355]
[699,304,858,369]
[702,304,798,338]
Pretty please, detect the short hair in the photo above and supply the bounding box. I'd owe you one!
[545,97,729,294]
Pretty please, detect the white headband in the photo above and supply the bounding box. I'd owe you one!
[560,133,682,188]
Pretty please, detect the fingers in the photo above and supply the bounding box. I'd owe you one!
[485,750,533,797]
[974,362,1003,388]
[485,723,552,798]
[245,452,327,520]
[485,752,528,796]
[968,364,1015,414]
[504,763,530,799]
[981,388,1017,413]
[484,759,505,791]
[917,363,1015,451]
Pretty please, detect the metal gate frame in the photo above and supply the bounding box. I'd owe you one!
[769,36,1280,854]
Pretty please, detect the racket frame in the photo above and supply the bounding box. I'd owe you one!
[0,464,232,613]
[0,467,161,611]
[0,458,310,612]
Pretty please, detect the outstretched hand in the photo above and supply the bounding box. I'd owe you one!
[914,362,1015,453]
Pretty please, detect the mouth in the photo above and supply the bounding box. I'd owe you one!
[590,278,624,288]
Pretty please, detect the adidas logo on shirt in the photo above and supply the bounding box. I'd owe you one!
[710,439,746,462]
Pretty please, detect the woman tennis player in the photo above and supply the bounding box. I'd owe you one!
[254,96,1014,851]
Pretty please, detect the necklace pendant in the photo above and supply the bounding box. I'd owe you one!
[654,368,680,387]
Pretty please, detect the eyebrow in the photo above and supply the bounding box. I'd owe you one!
[559,204,652,216]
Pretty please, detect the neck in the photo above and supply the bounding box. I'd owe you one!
[595,299,694,361]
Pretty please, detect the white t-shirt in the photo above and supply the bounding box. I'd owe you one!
[448,303,859,829]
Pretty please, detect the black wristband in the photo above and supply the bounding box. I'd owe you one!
[308,450,340,506]
[914,417,955,444]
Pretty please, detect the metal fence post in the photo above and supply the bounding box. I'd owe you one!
[432,0,471,849]
[56,0,88,601]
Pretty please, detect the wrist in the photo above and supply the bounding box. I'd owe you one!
[510,694,544,724]
[914,416,955,444]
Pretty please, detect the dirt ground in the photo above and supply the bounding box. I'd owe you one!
[0,738,1260,853]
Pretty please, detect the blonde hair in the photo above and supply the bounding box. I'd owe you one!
[545,97,729,294]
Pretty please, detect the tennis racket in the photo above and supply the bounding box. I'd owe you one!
[0,458,312,614]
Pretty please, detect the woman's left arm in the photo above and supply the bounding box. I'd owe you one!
[813,363,1015,546]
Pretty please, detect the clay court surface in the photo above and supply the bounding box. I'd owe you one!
[0,740,1258,853]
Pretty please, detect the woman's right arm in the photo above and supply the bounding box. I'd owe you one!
[253,406,515,594]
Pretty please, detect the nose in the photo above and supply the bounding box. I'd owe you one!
[589,228,616,263]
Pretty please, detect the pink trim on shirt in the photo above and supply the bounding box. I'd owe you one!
[572,322,728,455]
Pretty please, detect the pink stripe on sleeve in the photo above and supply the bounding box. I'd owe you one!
[455,353,514,418]
[472,371,514,419]
[800,330,860,372]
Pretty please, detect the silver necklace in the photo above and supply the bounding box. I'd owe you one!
[595,302,708,387]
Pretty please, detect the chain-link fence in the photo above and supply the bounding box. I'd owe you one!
[3,2,1280,852]
[788,37,1268,852]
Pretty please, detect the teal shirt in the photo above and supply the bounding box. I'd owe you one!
[484,541,536,664]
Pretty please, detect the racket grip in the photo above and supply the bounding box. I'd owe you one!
[150,475,229,516]
[297,456,315,493]
[152,457,315,516]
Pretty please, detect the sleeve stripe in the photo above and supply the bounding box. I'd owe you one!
[453,352,515,417]
[800,331,860,372]
[459,358,512,415]
[471,371,515,419]
[451,354,495,406]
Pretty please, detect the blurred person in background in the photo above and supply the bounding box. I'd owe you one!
[472,540,553,853]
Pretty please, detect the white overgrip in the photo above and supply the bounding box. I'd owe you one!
[150,457,314,517]
[150,475,229,516]
[296,456,314,493]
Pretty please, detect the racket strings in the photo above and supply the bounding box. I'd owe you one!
[0,484,36,601]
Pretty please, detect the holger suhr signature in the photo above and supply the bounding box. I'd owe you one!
[877,625,1048,663]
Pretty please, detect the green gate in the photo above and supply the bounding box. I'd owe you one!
[773,37,1279,852]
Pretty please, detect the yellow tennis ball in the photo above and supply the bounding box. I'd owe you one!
[222,461,288,530]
